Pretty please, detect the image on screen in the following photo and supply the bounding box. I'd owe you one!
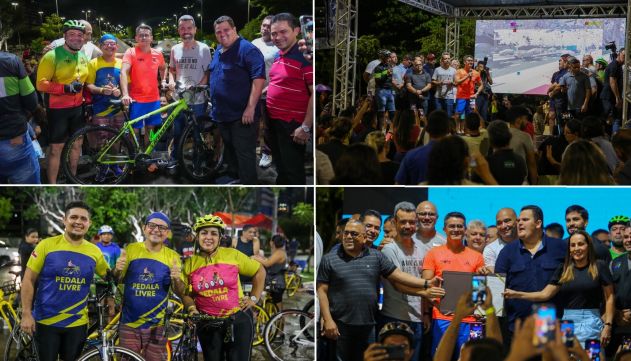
[474,18,626,95]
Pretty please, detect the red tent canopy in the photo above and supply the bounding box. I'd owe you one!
[214,212,273,230]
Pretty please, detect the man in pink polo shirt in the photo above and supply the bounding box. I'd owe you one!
[266,13,313,185]
[120,24,167,146]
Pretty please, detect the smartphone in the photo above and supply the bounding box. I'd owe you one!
[469,323,485,340]
[299,15,313,54]
[560,320,574,347]
[585,339,601,361]
[622,336,631,351]
[532,304,556,347]
[375,344,406,361]
[471,275,486,305]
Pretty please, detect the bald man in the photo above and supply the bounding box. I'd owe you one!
[483,208,518,272]
[412,201,446,257]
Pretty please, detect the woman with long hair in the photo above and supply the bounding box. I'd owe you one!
[559,139,615,185]
[252,235,287,310]
[392,109,420,162]
[504,230,614,346]
[182,214,267,361]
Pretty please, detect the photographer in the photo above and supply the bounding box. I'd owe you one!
[363,322,414,361]
[476,59,493,124]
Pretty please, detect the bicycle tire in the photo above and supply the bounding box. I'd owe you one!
[171,326,198,361]
[252,304,270,346]
[4,327,38,361]
[62,126,136,185]
[264,309,315,361]
[166,317,184,341]
[177,115,224,182]
[76,345,144,361]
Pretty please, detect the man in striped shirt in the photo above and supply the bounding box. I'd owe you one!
[266,13,313,185]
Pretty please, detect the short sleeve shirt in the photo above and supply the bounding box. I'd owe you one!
[381,242,424,322]
[509,127,535,162]
[96,242,122,270]
[183,248,260,317]
[318,247,396,325]
[119,242,182,328]
[169,41,212,105]
[483,238,507,269]
[36,47,89,109]
[87,57,122,117]
[251,37,279,86]
[27,234,108,327]
[549,261,613,310]
[559,72,590,110]
[122,47,165,103]
[455,69,480,99]
[432,66,456,99]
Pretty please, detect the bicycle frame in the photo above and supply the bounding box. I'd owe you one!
[95,99,191,165]
[291,317,314,347]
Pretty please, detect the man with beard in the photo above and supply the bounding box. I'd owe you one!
[483,208,518,272]
[608,215,629,259]
[494,205,566,342]
[165,15,212,167]
[318,219,444,361]
[380,202,432,361]
[564,205,611,262]
[20,201,109,361]
[422,212,489,358]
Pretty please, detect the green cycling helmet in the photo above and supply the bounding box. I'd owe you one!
[608,215,630,229]
[63,20,86,33]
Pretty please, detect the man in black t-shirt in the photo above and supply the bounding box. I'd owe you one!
[601,49,625,133]
[373,50,395,130]
[483,120,527,185]
[564,205,611,264]
[405,56,432,116]
[537,119,580,177]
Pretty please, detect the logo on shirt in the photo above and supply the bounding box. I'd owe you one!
[139,267,154,282]
[196,272,225,290]
[63,260,81,276]
[31,251,37,259]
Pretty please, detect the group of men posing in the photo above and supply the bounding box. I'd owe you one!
[317,200,631,361]
[1,12,313,185]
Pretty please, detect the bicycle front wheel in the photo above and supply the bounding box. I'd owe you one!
[264,309,315,361]
[62,126,135,185]
[178,115,224,183]
[76,346,144,361]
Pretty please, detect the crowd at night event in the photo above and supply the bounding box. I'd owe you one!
[316,48,631,186]
[1,11,313,185]
[317,200,631,361]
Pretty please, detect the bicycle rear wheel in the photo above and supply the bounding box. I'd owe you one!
[178,115,224,183]
[264,309,315,361]
[76,346,144,361]
[62,126,135,185]
[4,327,38,361]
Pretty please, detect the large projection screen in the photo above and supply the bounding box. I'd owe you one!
[474,19,626,95]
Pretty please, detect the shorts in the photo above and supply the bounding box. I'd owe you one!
[47,106,84,143]
[376,88,396,112]
[0,132,40,184]
[455,98,472,116]
[130,101,162,129]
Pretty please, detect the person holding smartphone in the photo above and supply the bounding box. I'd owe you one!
[504,230,614,346]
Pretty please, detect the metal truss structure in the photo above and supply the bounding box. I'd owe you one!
[624,1,631,124]
[458,4,626,19]
[332,0,358,114]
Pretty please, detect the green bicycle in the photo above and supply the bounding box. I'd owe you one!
[61,85,223,184]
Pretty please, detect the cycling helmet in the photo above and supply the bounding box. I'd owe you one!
[98,225,114,235]
[63,20,86,33]
[378,322,414,345]
[596,57,608,67]
[193,214,226,233]
[378,49,391,59]
[608,215,630,229]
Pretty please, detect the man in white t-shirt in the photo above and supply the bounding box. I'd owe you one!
[483,208,518,272]
[432,52,456,118]
[166,15,212,166]
[46,20,102,60]
[364,58,381,96]
[251,15,278,168]
[412,201,446,257]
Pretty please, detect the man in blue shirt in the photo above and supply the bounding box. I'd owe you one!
[495,205,565,342]
[395,110,450,184]
[210,15,265,184]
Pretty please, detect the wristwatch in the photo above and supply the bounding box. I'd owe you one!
[250,295,258,303]
[300,124,311,133]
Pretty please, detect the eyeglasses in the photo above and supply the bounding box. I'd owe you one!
[101,42,117,47]
[417,212,436,218]
[146,222,169,232]
[343,230,362,238]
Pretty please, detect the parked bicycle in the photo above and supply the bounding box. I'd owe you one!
[264,305,315,361]
[61,85,223,184]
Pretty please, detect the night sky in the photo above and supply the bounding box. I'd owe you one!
[37,0,260,30]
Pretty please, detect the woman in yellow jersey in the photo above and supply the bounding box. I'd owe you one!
[182,214,266,361]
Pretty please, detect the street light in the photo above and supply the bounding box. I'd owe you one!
[81,9,91,21]
[173,13,177,27]
[38,11,44,23]
[10,3,21,46]
[98,17,103,35]
[197,13,202,33]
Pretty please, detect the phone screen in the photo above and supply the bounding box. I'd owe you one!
[623,336,631,351]
[469,323,484,340]
[560,320,574,347]
[299,15,313,54]
[532,304,556,347]
[585,339,601,361]
[376,344,406,361]
[471,275,486,305]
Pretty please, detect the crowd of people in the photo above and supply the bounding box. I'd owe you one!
[1,11,313,185]
[17,201,293,361]
[316,49,631,185]
[317,200,631,361]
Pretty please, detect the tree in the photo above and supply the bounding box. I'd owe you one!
[292,203,314,227]
[39,14,64,41]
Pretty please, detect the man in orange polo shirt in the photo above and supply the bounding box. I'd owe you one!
[454,55,483,134]
[120,24,167,146]
[422,211,490,359]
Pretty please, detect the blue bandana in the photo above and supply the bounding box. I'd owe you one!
[99,33,117,44]
[146,212,171,228]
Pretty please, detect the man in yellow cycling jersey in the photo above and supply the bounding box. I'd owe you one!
[183,214,266,361]
[113,212,184,361]
[20,201,109,361]
[36,20,90,184]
